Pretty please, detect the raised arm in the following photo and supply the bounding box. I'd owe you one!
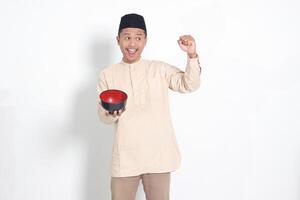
[163,35,202,93]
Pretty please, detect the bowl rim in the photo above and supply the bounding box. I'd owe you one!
[100,89,128,104]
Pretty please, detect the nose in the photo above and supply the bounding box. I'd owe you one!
[129,38,136,47]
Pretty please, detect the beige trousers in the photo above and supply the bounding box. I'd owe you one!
[111,172,171,200]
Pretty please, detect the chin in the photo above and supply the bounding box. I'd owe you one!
[126,56,140,63]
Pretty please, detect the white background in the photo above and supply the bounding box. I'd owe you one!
[1,0,300,199]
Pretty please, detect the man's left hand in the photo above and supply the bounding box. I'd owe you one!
[177,35,198,58]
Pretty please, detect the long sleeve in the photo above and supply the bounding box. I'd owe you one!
[96,71,118,124]
[163,56,201,93]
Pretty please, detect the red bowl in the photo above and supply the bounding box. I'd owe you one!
[99,89,127,113]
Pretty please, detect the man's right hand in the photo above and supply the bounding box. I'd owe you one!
[105,108,126,117]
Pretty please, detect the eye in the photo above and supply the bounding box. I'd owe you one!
[125,36,130,40]
[136,37,141,41]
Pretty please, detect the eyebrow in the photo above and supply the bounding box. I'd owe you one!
[122,32,144,36]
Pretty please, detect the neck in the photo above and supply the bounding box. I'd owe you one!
[122,57,142,64]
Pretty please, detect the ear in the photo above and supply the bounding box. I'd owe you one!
[116,36,120,45]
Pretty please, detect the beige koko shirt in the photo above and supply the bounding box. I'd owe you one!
[97,57,201,177]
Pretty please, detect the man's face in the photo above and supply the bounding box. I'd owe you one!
[117,28,147,64]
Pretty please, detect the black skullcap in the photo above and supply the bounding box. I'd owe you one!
[118,13,147,36]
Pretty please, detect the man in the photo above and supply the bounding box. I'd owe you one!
[97,13,202,200]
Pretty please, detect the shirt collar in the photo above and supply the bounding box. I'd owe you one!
[120,57,143,67]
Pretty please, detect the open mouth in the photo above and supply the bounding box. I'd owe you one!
[126,48,138,56]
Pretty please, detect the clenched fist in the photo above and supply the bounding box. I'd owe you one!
[177,35,198,58]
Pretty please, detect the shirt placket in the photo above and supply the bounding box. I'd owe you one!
[129,64,136,105]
